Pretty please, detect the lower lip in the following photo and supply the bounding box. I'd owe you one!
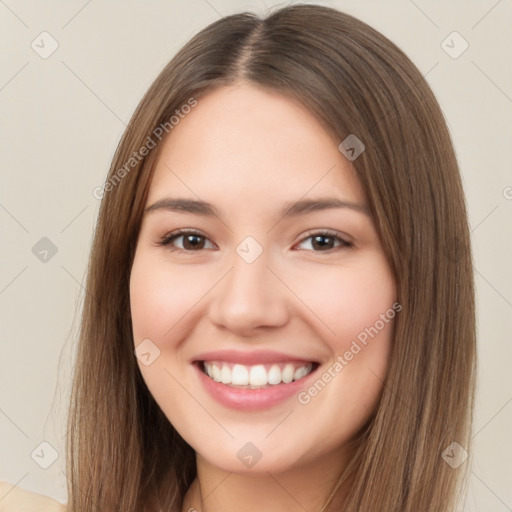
[194,363,318,411]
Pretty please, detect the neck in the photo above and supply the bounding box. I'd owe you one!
[181,447,355,512]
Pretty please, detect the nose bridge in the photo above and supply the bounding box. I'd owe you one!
[209,238,289,332]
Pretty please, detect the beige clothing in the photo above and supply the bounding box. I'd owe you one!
[0,481,66,511]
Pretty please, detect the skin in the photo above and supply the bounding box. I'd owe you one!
[0,481,66,511]
[129,83,397,512]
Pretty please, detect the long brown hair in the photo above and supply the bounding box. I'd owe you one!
[66,4,476,511]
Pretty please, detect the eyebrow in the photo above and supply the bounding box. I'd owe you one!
[144,197,370,219]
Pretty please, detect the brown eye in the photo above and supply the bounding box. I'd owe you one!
[158,230,215,252]
[180,233,206,250]
[296,231,353,252]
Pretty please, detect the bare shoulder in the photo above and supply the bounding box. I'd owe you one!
[0,481,67,511]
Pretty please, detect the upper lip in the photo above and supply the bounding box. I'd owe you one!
[192,349,318,366]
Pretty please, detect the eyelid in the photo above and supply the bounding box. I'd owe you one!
[296,228,352,244]
[157,229,217,252]
[294,229,353,251]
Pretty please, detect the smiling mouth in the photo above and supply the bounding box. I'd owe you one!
[198,360,319,389]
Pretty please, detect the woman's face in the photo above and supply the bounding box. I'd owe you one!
[130,83,397,475]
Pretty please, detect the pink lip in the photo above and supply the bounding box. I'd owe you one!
[192,349,317,365]
[193,359,319,411]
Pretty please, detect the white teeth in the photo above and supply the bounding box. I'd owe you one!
[202,361,314,386]
[221,365,231,384]
[282,363,295,383]
[231,364,249,385]
[267,364,282,385]
[249,365,267,386]
[294,366,308,380]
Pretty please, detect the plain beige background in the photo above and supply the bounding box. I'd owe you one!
[1,0,511,509]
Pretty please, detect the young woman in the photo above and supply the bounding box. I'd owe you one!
[1,3,476,511]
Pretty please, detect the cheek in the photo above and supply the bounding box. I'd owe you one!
[129,251,210,345]
[290,255,396,414]
[290,254,397,346]
[129,252,201,435]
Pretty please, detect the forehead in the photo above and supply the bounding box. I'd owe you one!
[147,84,365,208]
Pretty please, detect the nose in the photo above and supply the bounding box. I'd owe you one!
[208,247,291,336]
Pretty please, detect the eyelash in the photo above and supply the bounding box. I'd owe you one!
[156,229,354,255]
